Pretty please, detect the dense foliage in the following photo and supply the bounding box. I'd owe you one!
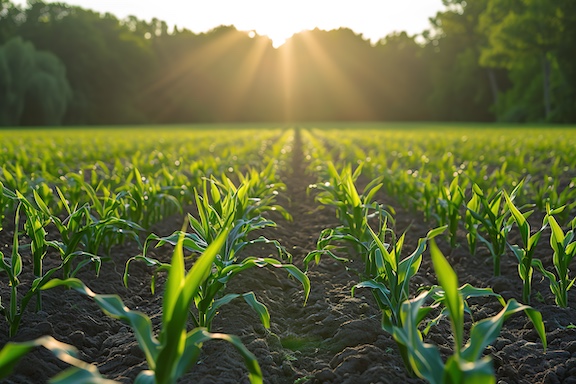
[0,0,575,125]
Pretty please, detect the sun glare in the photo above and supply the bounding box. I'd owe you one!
[244,19,303,48]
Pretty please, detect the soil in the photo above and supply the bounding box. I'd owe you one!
[2,135,576,384]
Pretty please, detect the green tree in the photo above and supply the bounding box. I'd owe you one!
[374,31,431,121]
[425,0,503,121]
[0,0,21,44]
[0,36,71,126]
[480,0,565,121]
[17,1,155,124]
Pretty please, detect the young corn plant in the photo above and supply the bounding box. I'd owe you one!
[0,203,62,336]
[312,162,391,246]
[121,167,183,228]
[532,213,576,308]
[352,225,447,324]
[431,175,466,248]
[37,187,142,279]
[504,192,547,304]
[466,182,524,276]
[125,177,309,331]
[44,231,264,384]
[307,162,394,274]
[388,240,546,384]
[0,185,142,338]
[350,225,447,372]
[464,190,481,256]
[16,191,52,311]
[238,162,292,221]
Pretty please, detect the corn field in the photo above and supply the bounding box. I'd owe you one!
[0,124,575,384]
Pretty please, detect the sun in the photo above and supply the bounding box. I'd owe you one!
[245,21,303,49]
[231,2,323,49]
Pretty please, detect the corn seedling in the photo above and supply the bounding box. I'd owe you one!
[44,231,263,384]
[238,162,292,221]
[352,226,447,325]
[466,182,524,276]
[504,192,547,303]
[186,175,291,264]
[35,186,142,279]
[129,229,309,331]
[311,161,392,250]
[532,213,576,308]
[388,240,546,383]
[431,175,466,248]
[0,204,61,336]
[351,225,446,371]
[16,191,52,311]
[125,177,309,331]
[120,168,183,228]
[306,162,394,275]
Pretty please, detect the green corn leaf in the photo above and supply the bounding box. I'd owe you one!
[134,370,156,384]
[0,339,45,379]
[457,283,505,306]
[242,292,271,329]
[472,183,484,197]
[0,336,116,383]
[444,355,494,384]
[368,225,395,270]
[548,216,565,255]
[32,190,51,216]
[50,367,118,384]
[42,278,160,370]
[427,225,448,239]
[344,175,361,208]
[220,257,310,305]
[155,229,228,383]
[430,239,464,352]
[124,255,170,293]
[204,292,270,329]
[162,233,187,327]
[462,299,546,361]
[363,182,383,205]
[392,290,444,384]
[353,280,393,308]
[183,330,263,384]
[504,192,529,246]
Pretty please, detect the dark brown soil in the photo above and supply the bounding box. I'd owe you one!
[1,137,576,384]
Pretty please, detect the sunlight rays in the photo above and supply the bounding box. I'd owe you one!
[278,29,376,121]
[143,25,380,122]
[143,27,273,121]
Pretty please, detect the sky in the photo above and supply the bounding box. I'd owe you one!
[12,0,445,47]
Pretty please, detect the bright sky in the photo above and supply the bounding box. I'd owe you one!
[13,0,445,47]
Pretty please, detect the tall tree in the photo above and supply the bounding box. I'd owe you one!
[480,0,565,120]
[425,0,504,121]
[0,36,71,126]
[17,1,154,124]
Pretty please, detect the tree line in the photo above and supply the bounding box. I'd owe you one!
[0,0,574,126]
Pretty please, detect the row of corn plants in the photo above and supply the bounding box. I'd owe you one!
[303,127,576,307]
[305,161,548,383]
[0,129,305,383]
[0,127,286,219]
[0,181,142,336]
[0,125,573,383]
[306,125,576,218]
